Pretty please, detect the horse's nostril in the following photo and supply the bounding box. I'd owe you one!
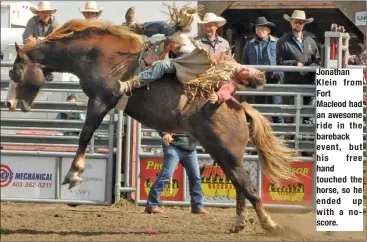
[6,101,11,108]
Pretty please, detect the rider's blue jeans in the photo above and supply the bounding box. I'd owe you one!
[144,21,179,37]
[138,59,176,86]
[146,145,204,211]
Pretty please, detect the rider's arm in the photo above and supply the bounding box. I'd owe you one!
[215,82,236,102]
[22,17,36,44]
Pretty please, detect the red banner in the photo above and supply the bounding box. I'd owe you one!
[262,162,313,206]
[139,158,184,201]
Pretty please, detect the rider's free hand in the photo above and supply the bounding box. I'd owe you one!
[208,92,219,104]
[26,35,36,44]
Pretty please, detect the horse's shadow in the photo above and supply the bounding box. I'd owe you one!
[1,228,169,236]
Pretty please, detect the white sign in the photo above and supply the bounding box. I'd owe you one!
[10,2,37,27]
[0,156,56,199]
[355,11,366,26]
[60,158,106,202]
[315,69,364,231]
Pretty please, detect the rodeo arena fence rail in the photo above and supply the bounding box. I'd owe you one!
[0,31,366,211]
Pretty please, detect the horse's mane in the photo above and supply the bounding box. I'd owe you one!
[22,19,144,51]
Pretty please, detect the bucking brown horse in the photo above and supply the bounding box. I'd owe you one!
[6,19,297,234]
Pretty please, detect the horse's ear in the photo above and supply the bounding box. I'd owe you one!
[15,42,20,53]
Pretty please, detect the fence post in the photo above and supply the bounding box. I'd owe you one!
[114,110,124,203]
[257,160,262,199]
[106,111,115,204]
[294,93,301,156]
[135,122,142,205]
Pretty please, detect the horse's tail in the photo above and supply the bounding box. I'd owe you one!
[241,102,299,186]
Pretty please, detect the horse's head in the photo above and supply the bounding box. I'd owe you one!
[7,42,46,112]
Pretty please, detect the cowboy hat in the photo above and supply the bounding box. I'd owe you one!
[30,1,57,15]
[198,13,226,27]
[79,1,103,17]
[250,16,276,32]
[283,10,314,24]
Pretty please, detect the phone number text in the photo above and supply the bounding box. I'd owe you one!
[12,181,52,188]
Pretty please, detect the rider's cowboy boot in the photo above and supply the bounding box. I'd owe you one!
[124,6,145,34]
[125,7,135,26]
[118,76,147,94]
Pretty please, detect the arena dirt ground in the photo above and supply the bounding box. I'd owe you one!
[1,201,366,241]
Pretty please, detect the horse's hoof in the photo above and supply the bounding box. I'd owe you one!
[230,224,245,233]
[61,179,69,185]
[68,176,83,189]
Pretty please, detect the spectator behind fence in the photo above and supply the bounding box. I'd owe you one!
[145,132,209,215]
[193,13,232,56]
[276,10,321,124]
[22,1,60,45]
[79,1,103,19]
[241,16,284,123]
[56,95,86,136]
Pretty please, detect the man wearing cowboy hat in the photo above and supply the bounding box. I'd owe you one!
[240,16,283,123]
[276,10,321,124]
[79,1,103,19]
[22,1,60,44]
[193,13,231,56]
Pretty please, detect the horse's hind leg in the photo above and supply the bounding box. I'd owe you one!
[62,97,116,189]
[193,117,281,233]
[229,165,281,233]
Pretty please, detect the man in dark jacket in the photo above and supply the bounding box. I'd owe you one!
[276,10,321,123]
[241,16,284,123]
[145,132,209,215]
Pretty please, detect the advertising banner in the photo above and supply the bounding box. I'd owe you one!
[1,156,56,199]
[262,161,313,206]
[60,158,106,202]
[139,158,184,201]
[186,158,258,203]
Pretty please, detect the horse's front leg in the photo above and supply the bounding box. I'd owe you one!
[62,97,114,189]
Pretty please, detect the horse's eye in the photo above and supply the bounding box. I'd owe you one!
[9,69,21,82]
